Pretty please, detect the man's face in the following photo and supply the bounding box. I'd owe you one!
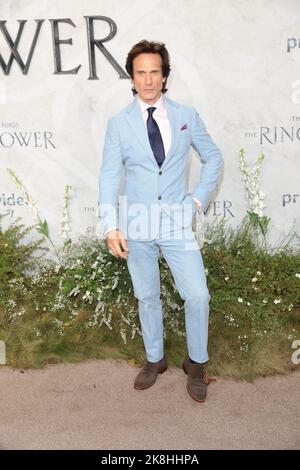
[132,53,166,105]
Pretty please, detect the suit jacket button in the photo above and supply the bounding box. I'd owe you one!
[159,171,162,175]
[158,195,162,200]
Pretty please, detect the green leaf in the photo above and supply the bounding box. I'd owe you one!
[36,219,49,238]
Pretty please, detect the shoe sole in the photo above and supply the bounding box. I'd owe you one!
[182,362,206,403]
[134,365,168,390]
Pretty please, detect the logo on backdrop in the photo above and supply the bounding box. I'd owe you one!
[0,192,26,219]
[0,16,130,80]
[287,38,300,53]
[282,193,299,208]
[244,116,300,144]
[0,122,56,149]
[206,200,234,217]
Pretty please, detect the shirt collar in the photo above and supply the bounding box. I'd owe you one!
[137,94,167,117]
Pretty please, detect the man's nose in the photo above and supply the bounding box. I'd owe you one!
[145,74,152,85]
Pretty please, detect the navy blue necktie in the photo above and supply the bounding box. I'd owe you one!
[146,107,165,167]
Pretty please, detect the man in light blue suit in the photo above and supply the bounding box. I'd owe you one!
[99,40,223,402]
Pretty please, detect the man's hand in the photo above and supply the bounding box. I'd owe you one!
[192,197,202,211]
[106,229,129,260]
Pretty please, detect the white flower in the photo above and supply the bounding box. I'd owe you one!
[239,150,266,215]
[83,290,93,303]
[256,271,262,276]
[252,277,257,282]
[238,298,243,303]
[262,299,268,304]
[62,224,70,232]
[225,276,229,281]
[252,207,265,218]
[61,215,69,223]
[120,328,127,344]
[69,286,80,297]
[295,273,300,279]
[60,184,72,240]
[273,299,281,304]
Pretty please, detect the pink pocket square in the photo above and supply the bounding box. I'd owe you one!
[180,123,187,131]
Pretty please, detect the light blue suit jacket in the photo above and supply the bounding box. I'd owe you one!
[99,96,223,240]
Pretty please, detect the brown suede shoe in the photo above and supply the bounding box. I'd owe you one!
[134,355,168,390]
[182,357,216,403]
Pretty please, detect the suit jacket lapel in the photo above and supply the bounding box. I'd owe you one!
[162,97,182,168]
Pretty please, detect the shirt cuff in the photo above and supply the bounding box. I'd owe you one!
[103,227,118,237]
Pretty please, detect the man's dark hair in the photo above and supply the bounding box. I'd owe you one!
[125,40,171,95]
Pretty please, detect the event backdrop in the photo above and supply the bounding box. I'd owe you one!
[0,0,299,247]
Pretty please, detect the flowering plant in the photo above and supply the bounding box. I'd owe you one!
[7,168,72,256]
[239,149,270,239]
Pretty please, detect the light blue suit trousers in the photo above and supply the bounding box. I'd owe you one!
[127,212,211,363]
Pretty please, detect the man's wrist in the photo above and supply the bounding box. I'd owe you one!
[191,197,202,211]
